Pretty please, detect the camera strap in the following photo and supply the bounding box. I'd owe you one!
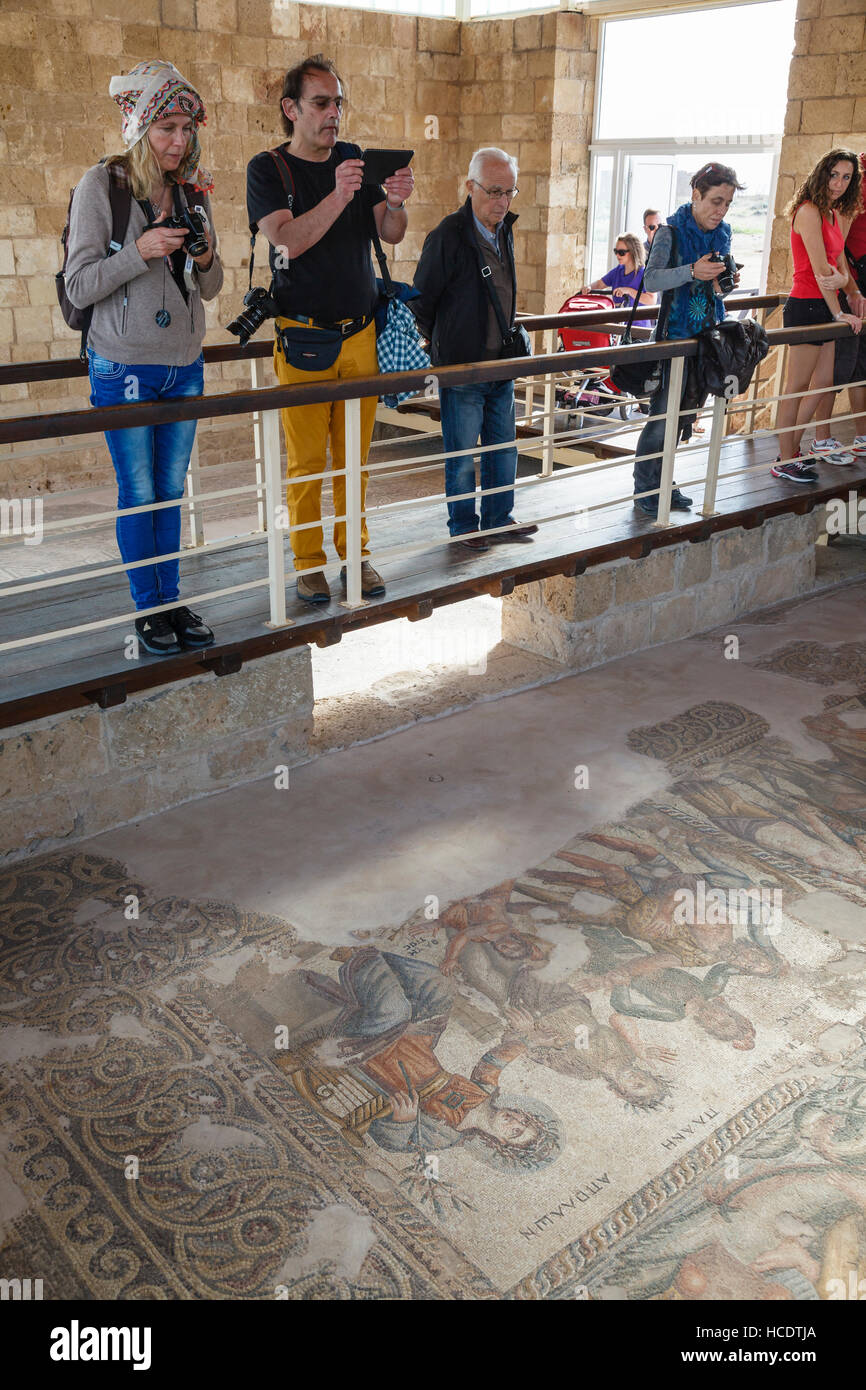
[248,146,296,295]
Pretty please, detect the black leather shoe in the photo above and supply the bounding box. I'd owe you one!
[167,605,215,648]
[634,496,659,517]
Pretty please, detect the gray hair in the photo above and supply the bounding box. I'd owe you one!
[468,147,518,186]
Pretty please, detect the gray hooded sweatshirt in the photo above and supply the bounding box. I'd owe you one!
[64,162,223,367]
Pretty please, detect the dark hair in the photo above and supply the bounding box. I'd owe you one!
[788,146,862,222]
[280,53,344,138]
[643,208,660,224]
[690,162,745,197]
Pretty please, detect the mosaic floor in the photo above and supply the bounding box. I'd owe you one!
[3,581,866,1300]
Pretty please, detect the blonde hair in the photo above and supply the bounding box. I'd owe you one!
[105,132,191,200]
[615,232,644,270]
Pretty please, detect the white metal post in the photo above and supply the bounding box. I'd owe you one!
[654,354,684,528]
[262,407,290,628]
[185,434,205,548]
[542,327,556,477]
[342,397,364,608]
[250,357,266,532]
[701,393,727,517]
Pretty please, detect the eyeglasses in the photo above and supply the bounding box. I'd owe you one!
[471,180,518,200]
[645,224,661,233]
[613,247,628,256]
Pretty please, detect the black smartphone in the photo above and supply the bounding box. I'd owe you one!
[360,148,414,185]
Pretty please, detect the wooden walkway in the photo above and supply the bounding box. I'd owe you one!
[2,429,863,728]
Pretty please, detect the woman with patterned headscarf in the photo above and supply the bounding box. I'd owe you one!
[64,61,223,655]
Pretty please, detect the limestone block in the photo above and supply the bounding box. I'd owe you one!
[692,576,741,632]
[417,18,459,53]
[678,540,712,590]
[764,511,820,561]
[237,0,279,37]
[0,735,34,801]
[651,592,698,646]
[0,790,78,862]
[106,648,314,767]
[502,604,582,666]
[298,4,328,43]
[71,767,162,842]
[593,604,649,665]
[712,527,764,572]
[744,552,815,612]
[0,207,37,238]
[800,98,855,135]
[160,0,196,28]
[615,548,676,605]
[547,566,615,622]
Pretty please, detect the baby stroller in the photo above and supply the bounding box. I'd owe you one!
[556,292,637,423]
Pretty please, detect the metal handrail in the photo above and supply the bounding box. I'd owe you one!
[0,318,842,448]
[0,292,788,391]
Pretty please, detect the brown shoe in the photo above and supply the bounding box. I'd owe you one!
[340,562,386,597]
[296,570,331,604]
[455,533,490,552]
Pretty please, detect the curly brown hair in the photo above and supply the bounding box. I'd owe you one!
[788,147,862,222]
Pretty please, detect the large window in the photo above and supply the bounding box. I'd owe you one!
[587,0,797,290]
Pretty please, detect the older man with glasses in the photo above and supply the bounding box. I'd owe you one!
[643,208,663,256]
[411,147,537,550]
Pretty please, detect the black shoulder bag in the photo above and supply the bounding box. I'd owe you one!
[610,229,678,399]
[471,235,531,359]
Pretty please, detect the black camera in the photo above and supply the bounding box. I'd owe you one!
[147,205,210,260]
[708,252,741,296]
[226,286,281,348]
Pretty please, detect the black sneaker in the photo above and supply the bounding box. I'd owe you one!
[634,495,659,517]
[670,488,693,510]
[771,456,818,483]
[135,613,182,656]
[167,605,215,648]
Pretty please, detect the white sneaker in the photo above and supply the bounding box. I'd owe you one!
[852,435,866,455]
[809,437,854,466]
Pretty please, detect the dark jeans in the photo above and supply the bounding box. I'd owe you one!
[439,378,518,535]
[633,359,695,502]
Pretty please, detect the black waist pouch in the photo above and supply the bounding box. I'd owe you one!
[277,323,343,371]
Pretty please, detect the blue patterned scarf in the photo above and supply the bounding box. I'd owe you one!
[664,202,732,340]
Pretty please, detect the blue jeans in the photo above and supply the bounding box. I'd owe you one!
[88,352,204,609]
[439,378,518,535]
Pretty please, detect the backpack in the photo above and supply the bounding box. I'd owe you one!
[56,165,134,361]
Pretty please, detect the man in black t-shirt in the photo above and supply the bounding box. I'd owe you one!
[246,54,413,603]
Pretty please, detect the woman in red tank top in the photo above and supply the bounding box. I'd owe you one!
[772,149,864,483]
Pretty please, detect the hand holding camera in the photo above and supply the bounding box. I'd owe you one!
[693,252,727,283]
[137,206,211,263]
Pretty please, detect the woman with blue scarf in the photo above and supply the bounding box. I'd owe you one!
[632,162,744,516]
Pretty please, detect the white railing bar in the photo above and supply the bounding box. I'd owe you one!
[0,577,270,654]
[261,406,288,627]
[343,398,363,609]
[0,527,266,597]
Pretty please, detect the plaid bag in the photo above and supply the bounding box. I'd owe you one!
[370,219,431,407]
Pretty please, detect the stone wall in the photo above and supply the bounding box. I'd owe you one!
[501,512,822,668]
[0,643,313,861]
[0,1,597,492]
[751,0,866,429]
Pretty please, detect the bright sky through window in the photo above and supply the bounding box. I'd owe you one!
[597,0,797,142]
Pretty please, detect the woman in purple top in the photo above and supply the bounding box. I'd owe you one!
[582,232,656,328]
